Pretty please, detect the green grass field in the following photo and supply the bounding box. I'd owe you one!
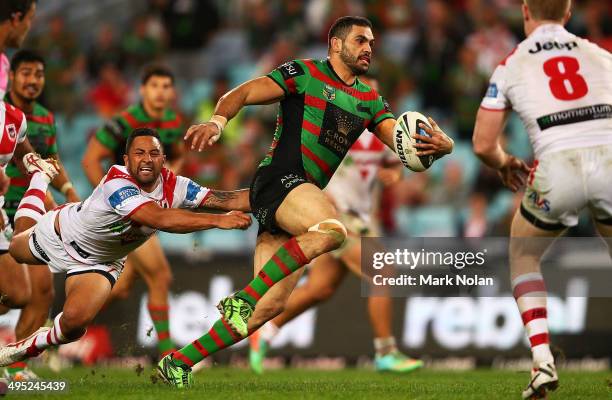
[6,367,611,399]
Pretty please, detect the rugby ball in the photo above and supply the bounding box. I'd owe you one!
[393,111,435,172]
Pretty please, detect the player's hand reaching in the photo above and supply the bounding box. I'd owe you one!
[184,122,221,152]
[498,155,530,192]
[216,211,252,230]
[412,117,454,158]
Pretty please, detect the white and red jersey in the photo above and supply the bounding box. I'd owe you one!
[56,165,210,265]
[0,101,27,167]
[325,130,396,220]
[0,53,9,99]
[481,24,612,157]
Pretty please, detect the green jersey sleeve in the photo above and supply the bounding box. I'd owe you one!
[48,120,58,155]
[266,60,310,96]
[95,117,127,150]
[367,95,395,132]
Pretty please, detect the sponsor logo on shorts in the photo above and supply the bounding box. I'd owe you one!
[528,191,551,212]
[537,104,612,130]
[280,173,305,189]
[108,186,140,209]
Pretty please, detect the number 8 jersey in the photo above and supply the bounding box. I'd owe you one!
[481,24,612,158]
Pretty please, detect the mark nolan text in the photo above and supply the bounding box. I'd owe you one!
[373,274,494,286]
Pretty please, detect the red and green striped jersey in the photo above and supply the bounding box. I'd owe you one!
[263,58,394,188]
[4,96,57,214]
[95,103,182,163]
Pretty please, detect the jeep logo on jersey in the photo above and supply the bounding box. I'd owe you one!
[6,123,16,140]
[528,40,578,54]
[322,84,336,101]
[319,103,364,158]
[278,61,304,81]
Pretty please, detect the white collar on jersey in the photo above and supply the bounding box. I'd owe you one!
[531,23,567,37]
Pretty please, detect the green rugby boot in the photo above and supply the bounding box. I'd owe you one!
[217,295,254,338]
[375,352,424,373]
[157,353,193,388]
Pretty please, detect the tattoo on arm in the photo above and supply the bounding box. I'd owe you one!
[201,189,249,211]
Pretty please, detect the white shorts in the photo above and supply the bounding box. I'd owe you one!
[521,145,612,229]
[28,210,124,286]
[0,208,12,252]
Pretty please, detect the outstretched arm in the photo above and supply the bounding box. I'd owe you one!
[185,76,285,151]
[130,202,251,233]
[200,188,250,212]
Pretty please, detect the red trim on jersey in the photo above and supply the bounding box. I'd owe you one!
[305,94,327,110]
[372,108,387,121]
[301,144,333,179]
[303,119,321,137]
[0,104,24,157]
[286,78,297,94]
[125,200,155,218]
[351,135,385,151]
[528,160,539,186]
[103,166,139,185]
[9,176,30,186]
[161,168,177,207]
[479,105,510,112]
[121,111,181,130]
[27,113,54,125]
[499,47,518,66]
[198,190,212,207]
[302,60,379,101]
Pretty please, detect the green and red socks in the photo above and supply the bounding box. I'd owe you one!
[148,303,176,357]
[6,361,27,375]
[236,237,309,307]
[173,317,242,367]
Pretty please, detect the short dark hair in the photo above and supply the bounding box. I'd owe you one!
[328,16,372,48]
[141,64,175,85]
[0,0,36,23]
[125,128,162,154]
[10,49,44,71]
[525,0,571,22]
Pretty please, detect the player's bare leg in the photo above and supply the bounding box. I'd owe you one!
[0,248,112,367]
[0,254,31,309]
[510,210,564,399]
[249,252,345,373]
[164,184,346,381]
[3,265,54,380]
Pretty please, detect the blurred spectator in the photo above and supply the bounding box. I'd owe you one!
[577,0,612,51]
[122,15,164,69]
[245,1,277,56]
[428,161,469,209]
[465,1,517,76]
[462,192,489,237]
[86,23,125,80]
[448,44,489,140]
[87,63,131,118]
[149,0,220,50]
[407,0,461,114]
[29,15,84,115]
[195,75,244,146]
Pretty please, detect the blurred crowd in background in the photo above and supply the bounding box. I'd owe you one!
[16,0,612,248]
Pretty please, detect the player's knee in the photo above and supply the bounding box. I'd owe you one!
[6,289,31,309]
[62,306,94,331]
[308,219,347,251]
